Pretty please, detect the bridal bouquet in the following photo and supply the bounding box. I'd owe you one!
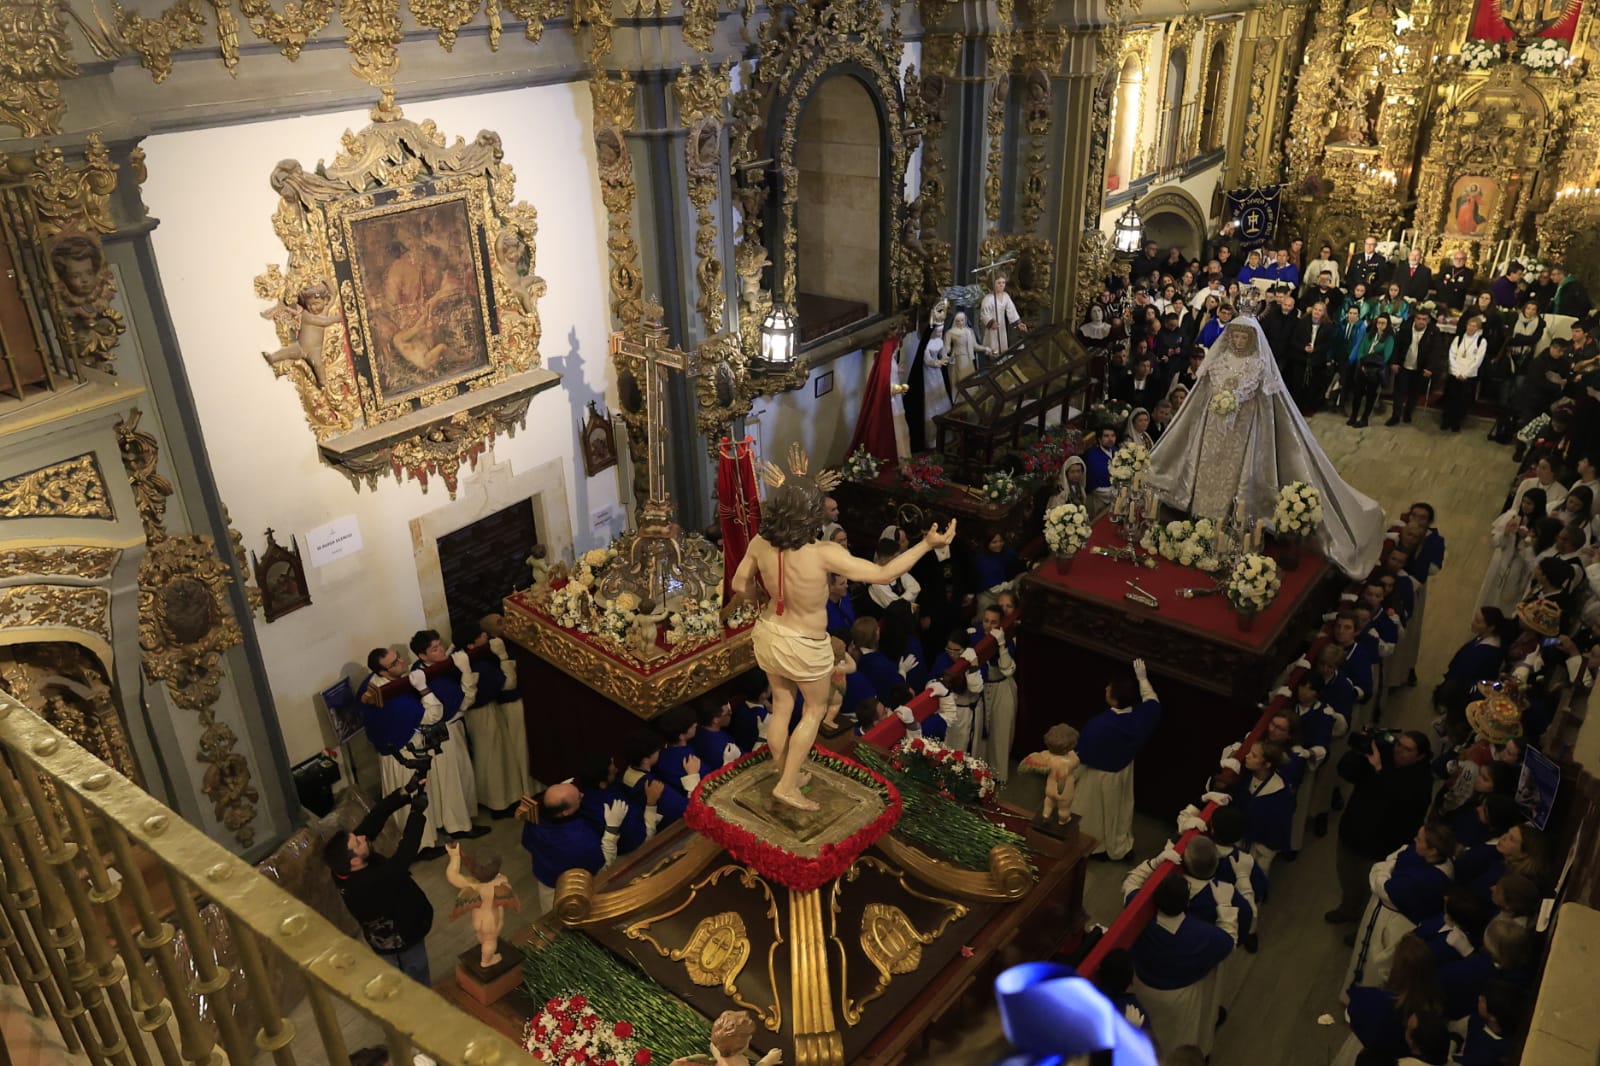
[1044,503,1093,556]
[1209,389,1240,417]
[1225,552,1282,614]
[843,445,882,482]
[1108,441,1150,486]
[1461,39,1504,70]
[1140,518,1222,571]
[1274,481,1324,537]
[981,469,1021,504]
[1520,38,1568,71]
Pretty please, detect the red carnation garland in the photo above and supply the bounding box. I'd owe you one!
[686,748,902,892]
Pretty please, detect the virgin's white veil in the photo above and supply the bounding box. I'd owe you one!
[1147,312,1386,577]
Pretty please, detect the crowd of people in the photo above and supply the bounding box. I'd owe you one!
[1074,479,1570,1064]
[1087,235,1597,440]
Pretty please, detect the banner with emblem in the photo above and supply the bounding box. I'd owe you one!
[1471,0,1581,43]
[1225,186,1282,250]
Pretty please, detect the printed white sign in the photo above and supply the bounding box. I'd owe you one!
[307,515,364,567]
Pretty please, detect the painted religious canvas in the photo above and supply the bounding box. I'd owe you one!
[340,188,496,410]
[1446,176,1497,237]
[1472,0,1582,40]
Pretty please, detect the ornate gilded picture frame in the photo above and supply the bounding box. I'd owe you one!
[251,529,312,623]
[580,401,618,477]
[256,110,554,495]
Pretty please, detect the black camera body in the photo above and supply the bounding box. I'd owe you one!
[390,719,451,793]
[1350,727,1399,755]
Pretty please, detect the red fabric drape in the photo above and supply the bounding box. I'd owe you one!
[847,335,901,462]
[717,436,762,603]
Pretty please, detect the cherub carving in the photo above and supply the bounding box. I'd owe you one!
[735,243,771,313]
[1019,723,1080,825]
[444,842,520,969]
[822,634,856,733]
[667,1010,781,1066]
[494,228,546,315]
[262,279,341,389]
[628,597,671,659]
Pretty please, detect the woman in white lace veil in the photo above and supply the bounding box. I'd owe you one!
[1145,309,1386,577]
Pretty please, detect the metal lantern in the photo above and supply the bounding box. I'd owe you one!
[760,304,799,365]
[1113,202,1145,256]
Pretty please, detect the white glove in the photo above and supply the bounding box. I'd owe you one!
[1201,791,1232,806]
[894,705,917,725]
[1220,757,1242,773]
[927,680,950,699]
[897,654,920,677]
[1213,881,1236,907]
[960,647,979,665]
[1340,592,1358,603]
[1273,686,1293,699]
[1293,657,1312,670]
[1133,658,1148,681]
[450,648,472,672]
[1177,812,1208,834]
[1158,844,1183,867]
[603,799,628,829]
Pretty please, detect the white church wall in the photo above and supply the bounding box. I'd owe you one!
[141,83,619,763]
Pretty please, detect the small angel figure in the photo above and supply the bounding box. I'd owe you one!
[444,842,520,969]
[821,634,857,733]
[667,1010,781,1066]
[528,543,552,595]
[262,279,340,388]
[628,597,671,659]
[1019,723,1081,825]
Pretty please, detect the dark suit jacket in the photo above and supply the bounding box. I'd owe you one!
[1435,265,1475,311]
[1289,315,1338,366]
[1394,322,1445,375]
[1263,308,1303,366]
[1129,253,1163,283]
[1346,252,1387,291]
[1391,262,1434,302]
[1114,371,1166,407]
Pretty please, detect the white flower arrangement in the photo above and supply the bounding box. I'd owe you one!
[1225,552,1282,614]
[1108,441,1150,486]
[843,445,882,482]
[1209,389,1240,417]
[666,599,722,645]
[547,581,593,629]
[1139,518,1223,571]
[1461,38,1504,70]
[571,546,618,589]
[1273,481,1324,538]
[981,469,1021,504]
[725,598,762,629]
[1044,503,1093,556]
[1520,37,1569,71]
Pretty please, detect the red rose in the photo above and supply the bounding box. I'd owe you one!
[570,995,588,1010]
[583,1016,598,1031]
[560,1019,577,1035]
[635,1051,652,1065]
[548,999,562,1012]
[613,1022,633,1039]
[953,751,965,762]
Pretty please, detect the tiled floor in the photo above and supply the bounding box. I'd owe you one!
[288,401,1518,1066]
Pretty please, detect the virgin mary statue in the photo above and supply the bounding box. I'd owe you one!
[1144,315,1386,577]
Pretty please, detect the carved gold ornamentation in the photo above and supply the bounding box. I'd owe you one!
[1236,35,1276,186]
[492,0,559,45]
[979,234,1054,320]
[984,32,1015,230]
[0,136,126,370]
[681,0,716,51]
[874,835,1035,901]
[115,410,173,539]
[569,0,614,68]
[624,863,784,1031]
[1018,29,1066,233]
[239,0,336,60]
[0,546,121,580]
[590,71,644,333]
[554,834,725,925]
[112,0,208,83]
[222,505,263,613]
[341,0,404,111]
[677,63,733,335]
[0,643,140,783]
[0,0,79,136]
[827,855,967,1025]
[0,454,115,520]
[0,585,112,644]
[410,0,480,50]
[258,110,548,494]
[790,887,844,1066]
[502,594,755,718]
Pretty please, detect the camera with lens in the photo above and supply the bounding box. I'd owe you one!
[390,720,450,791]
[1349,727,1398,755]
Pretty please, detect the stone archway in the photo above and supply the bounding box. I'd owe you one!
[1138,185,1209,261]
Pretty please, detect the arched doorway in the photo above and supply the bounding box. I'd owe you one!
[794,74,886,342]
[1107,57,1144,191]
[1138,187,1209,260]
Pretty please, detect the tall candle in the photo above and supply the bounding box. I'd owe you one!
[1145,488,1160,518]
[1253,518,1266,552]
[1112,488,1128,519]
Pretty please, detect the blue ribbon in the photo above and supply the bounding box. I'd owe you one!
[993,963,1158,1066]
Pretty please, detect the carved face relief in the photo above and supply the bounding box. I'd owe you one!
[160,577,218,645]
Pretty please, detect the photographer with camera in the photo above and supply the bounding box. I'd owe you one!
[324,775,435,985]
[1325,728,1434,928]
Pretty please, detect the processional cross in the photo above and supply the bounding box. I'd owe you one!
[600,300,722,607]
